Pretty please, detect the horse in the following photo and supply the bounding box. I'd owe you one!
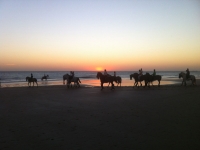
[96,72,116,90]
[130,73,149,87]
[63,74,81,88]
[41,75,49,81]
[108,76,122,87]
[145,73,162,86]
[26,76,38,87]
[179,72,196,86]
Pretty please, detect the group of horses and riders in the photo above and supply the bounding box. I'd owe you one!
[179,68,196,86]
[130,68,162,87]
[63,71,81,88]
[129,68,196,88]
[25,68,196,88]
[26,73,49,87]
[97,69,122,90]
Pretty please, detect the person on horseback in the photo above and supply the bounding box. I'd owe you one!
[114,71,116,77]
[186,68,190,79]
[152,69,156,80]
[31,73,33,79]
[138,68,143,80]
[69,71,74,82]
[152,69,156,76]
[104,69,108,75]
[104,69,110,81]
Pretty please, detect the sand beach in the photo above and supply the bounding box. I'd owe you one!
[0,80,200,149]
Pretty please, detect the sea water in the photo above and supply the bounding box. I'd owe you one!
[0,71,200,88]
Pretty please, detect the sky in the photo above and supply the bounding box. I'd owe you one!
[0,0,200,71]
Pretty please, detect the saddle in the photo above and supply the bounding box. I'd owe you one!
[186,75,190,80]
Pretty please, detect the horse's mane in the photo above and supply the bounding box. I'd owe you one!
[181,72,185,74]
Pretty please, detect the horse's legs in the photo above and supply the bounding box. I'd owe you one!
[135,81,138,87]
[111,82,114,90]
[108,82,110,87]
[101,82,104,90]
[77,82,79,87]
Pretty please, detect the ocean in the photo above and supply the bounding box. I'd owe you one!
[0,71,200,88]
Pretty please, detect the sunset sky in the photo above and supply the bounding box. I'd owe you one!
[0,0,200,71]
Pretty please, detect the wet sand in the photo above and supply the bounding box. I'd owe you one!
[0,77,181,88]
[0,80,200,149]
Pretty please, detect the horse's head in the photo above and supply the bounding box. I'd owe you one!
[63,74,69,84]
[179,73,181,78]
[179,72,184,78]
[130,74,133,80]
[26,77,29,81]
[96,72,102,79]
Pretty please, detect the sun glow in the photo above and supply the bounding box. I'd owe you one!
[96,67,103,71]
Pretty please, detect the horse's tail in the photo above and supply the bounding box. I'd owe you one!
[78,78,81,83]
[35,78,38,86]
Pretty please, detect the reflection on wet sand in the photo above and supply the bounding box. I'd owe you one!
[0,77,181,88]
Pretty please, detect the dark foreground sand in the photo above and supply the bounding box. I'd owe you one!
[0,83,200,149]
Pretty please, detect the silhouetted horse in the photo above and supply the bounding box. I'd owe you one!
[96,72,116,90]
[63,74,81,88]
[146,73,162,86]
[179,72,196,86]
[108,76,122,87]
[41,75,49,81]
[26,76,38,87]
[130,73,150,87]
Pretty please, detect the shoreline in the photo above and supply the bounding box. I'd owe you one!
[0,77,194,88]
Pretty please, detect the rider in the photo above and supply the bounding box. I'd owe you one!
[69,71,74,82]
[104,69,108,76]
[151,69,156,80]
[31,73,33,79]
[114,71,116,77]
[152,69,156,76]
[138,68,143,80]
[104,69,109,81]
[186,68,190,79]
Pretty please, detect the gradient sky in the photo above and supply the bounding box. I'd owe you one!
[0,0,200,71]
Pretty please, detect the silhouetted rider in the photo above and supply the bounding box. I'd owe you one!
[186,68,190,79]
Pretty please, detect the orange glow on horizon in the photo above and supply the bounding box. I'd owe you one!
[95,67,103,71]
